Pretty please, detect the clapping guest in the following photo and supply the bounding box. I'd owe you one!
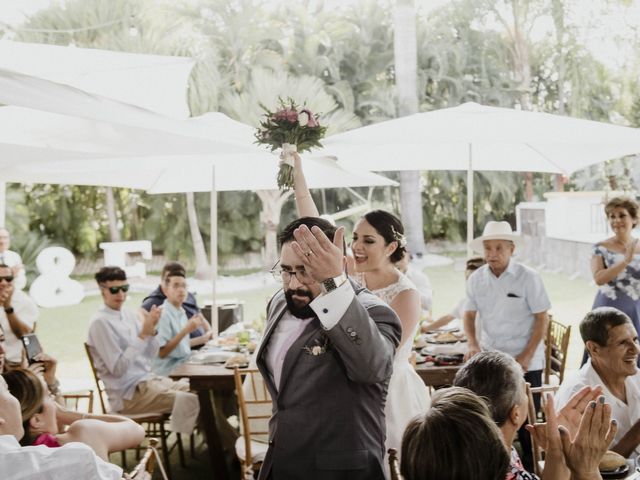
[589,197,640,364]
[401,386,510,480]
[556,307,640,458]
[3,368,144,460]
[0,263,38,368]
[454,350,615,480]
[0,228,26,290]
[152,268,207,375]
[141,262,212,348]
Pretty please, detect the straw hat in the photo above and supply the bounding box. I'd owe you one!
[469,221,524,254]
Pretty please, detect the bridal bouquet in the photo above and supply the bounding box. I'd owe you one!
[255,98,327,191]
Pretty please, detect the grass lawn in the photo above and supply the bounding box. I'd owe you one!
[37,261,597,390]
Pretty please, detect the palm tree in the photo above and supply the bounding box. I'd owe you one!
[393,0,426,256]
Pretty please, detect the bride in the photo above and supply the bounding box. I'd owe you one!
[291,153,429,455]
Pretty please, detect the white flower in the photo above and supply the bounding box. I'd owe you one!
[311,346,322,355]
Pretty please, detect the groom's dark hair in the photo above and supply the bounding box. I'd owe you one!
[278,217,345,254]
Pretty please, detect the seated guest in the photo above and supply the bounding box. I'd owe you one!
[0,263,38,368]
[455,350,615,480]
[400,386,510,480]
[3,368,144,460]
[423,257,484,332]
[0,373,122,479]
[556,306,640,458]
[152,268,205,376]
[86,267,199,434]
[142,262,212,346]
[0,228,26,290]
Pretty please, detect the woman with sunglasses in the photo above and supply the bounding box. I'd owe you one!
[291,154,428,461]
[0,263,38,369]
[3,368,144,460]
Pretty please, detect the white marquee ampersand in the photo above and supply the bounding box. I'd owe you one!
[29,247,85,307]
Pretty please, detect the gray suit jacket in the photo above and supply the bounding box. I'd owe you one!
[256,280,401,480]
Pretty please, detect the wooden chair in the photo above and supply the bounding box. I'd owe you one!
[526,383,560,477]
[84,343,182,479]
[388,448,402,480]
[62,390,94,413]
[123,438,169,480]
[234,367,272,479]
[544,319,571,385]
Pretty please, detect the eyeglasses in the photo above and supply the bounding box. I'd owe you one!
[269,267,314,285]
[103,284,130,294]
[0,276,13,283]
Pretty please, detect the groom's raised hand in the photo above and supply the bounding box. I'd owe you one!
[291,224,345,283]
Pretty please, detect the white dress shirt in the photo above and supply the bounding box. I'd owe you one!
[0,289,39,363]
[0,250,26,290]
[465,260,551,371]
[264,280,354,391]
[0,435,122,480]
[555,360,640,458]
[86,305,159,412]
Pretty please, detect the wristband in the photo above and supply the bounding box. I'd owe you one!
[4,307,14,314]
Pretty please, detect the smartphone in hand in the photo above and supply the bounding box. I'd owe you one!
[21,334,43,364]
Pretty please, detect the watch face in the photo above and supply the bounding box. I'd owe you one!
[323,278,337,290]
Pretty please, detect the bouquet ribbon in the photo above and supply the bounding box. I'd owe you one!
[279,143,297,168]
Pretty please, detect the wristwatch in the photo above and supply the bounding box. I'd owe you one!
[4,307,14,314]
[321,273,347,293]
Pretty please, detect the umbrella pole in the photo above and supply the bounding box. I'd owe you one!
[210,165,218,337]
[466,145,473,258]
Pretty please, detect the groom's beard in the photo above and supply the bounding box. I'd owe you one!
[284,288,315,319]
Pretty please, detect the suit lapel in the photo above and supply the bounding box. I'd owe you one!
[277,318,321,396]
[256,297,288,394]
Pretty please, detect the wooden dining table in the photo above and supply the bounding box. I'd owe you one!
[170,360,461,479]
[170,362,236,480]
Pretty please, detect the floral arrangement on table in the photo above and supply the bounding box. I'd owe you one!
[255,98,327,191]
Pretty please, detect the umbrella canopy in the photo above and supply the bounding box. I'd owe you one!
[321,102,640,252]
[0,40,194,118]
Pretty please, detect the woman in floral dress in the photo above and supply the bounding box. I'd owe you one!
[591,196,640,342]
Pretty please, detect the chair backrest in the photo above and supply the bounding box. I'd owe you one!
[123,438,167,480]
[84,342,109,413]
[545,319,571,384]
[388,448,402,480]
[62,390,94,413]
[234,368,272,465]
[526,383,560,477]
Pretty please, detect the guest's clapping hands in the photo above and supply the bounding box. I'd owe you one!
[291,225,345,283]
[560,395,617,480]
[140,305,162,338]
[184,314,202,334]
[625,239,638,265]
[526,386,603,449]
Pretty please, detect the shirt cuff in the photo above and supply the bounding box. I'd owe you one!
[310,280,354,330]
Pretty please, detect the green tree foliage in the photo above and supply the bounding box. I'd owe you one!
[7,0,639,262]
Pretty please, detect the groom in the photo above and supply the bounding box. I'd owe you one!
[256,217,401,480]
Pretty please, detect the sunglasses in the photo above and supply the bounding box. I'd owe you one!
[0,276,14,283]
[104,284,130,294]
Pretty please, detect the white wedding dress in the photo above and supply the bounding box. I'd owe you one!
[357,271,431,453]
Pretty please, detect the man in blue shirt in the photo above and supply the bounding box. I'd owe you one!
[152,270,206,376]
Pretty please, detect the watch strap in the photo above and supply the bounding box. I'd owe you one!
[4,307,14,314]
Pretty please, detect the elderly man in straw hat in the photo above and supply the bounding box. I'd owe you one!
[463,221,551,470]
[463,221,551,387]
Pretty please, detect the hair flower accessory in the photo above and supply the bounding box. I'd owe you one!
[391,226,407,248]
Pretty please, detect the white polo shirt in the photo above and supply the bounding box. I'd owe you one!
[555,360,640,458]
[464,260,551,371]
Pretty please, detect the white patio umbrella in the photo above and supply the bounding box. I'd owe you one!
[321,102,640,253]
[0,68,396,331]
[0,40,194,118]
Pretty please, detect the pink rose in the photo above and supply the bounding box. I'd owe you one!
[300,109,319,128]
[274,108,298,123]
